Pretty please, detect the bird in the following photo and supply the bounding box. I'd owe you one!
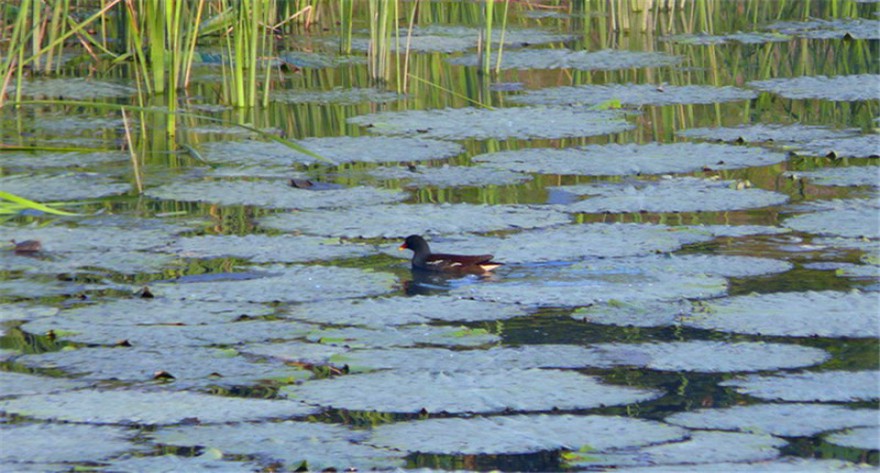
[398,235,502,274]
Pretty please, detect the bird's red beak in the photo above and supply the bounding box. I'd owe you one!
[398,243,408,251]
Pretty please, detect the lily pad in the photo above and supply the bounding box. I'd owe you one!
[573,299,692,328]
[307,325,500,348]
[609,458,875,472]
[719,371,880,402]
[747,74,880,101]
[511,84,756,107]
[150,421,405,470]
[272,87,401,105]
[102,452,261,473]
[165,234,376,263]
[347,106,634,140]
[0,389,318,424]
[369,164,532,187]
[152,265,394,303]
[16,346,313,388]
[789,166,879,187]
[663,31,791,45]
[197,136,462,167]
[35,298,273,326]
[347,25,573,53]
[0,423,141,464]
[826,426,880,450]
[286,296,532,327]
[0,303,57,323]
[682,290,879,338]
[677,123,859,144]
[592,340,828,373]
[241,341,349,365]
[473,143,788,175]
[783,198,880,238]
[766,18,880,40]
[0,173,130,201]
[8,77,136,99]
[791,135,880,159]
[146,179,407,209]
[683,224,791,238]
[368,414,686,455]
[259,203,571,238]
[453,257,729,307]
[0,371,89,398]
[0,150,127,170]
[447,49,682,71]
[283,369,661,414]
[568,431,787,468]
[556,177,789,214]
[666,403,879,437]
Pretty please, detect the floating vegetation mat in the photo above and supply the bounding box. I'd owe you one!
[146,179,407,209]
[681,290,878,338]
[510,83,756,106]
[348,106,634,140]
[259,203,571,238]
[554,177,789,214]
[473,142,788,175]
[677,123,860,144]
[197,136,462,167]
[151,421,405,470]
[282,369,662,414]
[747,74,880,101]
[447,49,682,71]
[367,414,686,455]
[286,295,532,327]
[0,389,319,424]
[164,234,377,263]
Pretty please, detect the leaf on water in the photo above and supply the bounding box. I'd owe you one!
[447,49,682,71]
[510,83,756,107]
[826,426,880,450]
[164,234,377,263]
[747,74,880,101]
[783,198,880,239]
[369,164,532,188]
[306,324,500,348]
[0,423,143,463]
[677,123,860,144]
[0,174,129,202]
[720,370,880,402]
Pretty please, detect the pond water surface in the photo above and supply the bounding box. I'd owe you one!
[0,1,878,472]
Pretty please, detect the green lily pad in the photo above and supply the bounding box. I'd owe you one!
[666,403,879,437]
[286,296,532,327]
[682,290,878,338]
[154,265,396,303]
[347,25,573,53]
[747,74,880,101]
[573,299,692,328]
[273,87,401,105]
[146,179,407,209]
[17,346,313,388]
[663,31,792,45]
[8,77,136,99]
[368,414,686,454]
[683,224,791,238]
[0,423,142,464]
[150,421,405,470]
[198,136,462,167]
[791,135,880,158]
[241,341,349,365]
[826,426,880,450]
[592,340,828,373]
[511,84,756,107]
[0,173,130,201]
[259,203,571,238]
[556,177,789,214]
[473,143,788,175]
[369,164,532,187]
[0,371,89,398]
[348,107,634,140]
[608,458,874,472]
[719,371,880,402]
[789,166,879,187]
[447,49,682,71]
[0,150,127,170]
[767,18,880,40]
[783,199,880,238]
[283,369,661,414]
[307,325,499,348]
[0,389,318,424]
[677,123,859,144]
[0,303,57,323]
[165,234,376,263]
[102,452,261,473]
[568,431,787,469]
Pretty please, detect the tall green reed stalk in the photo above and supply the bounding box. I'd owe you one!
[367,0,398,88]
